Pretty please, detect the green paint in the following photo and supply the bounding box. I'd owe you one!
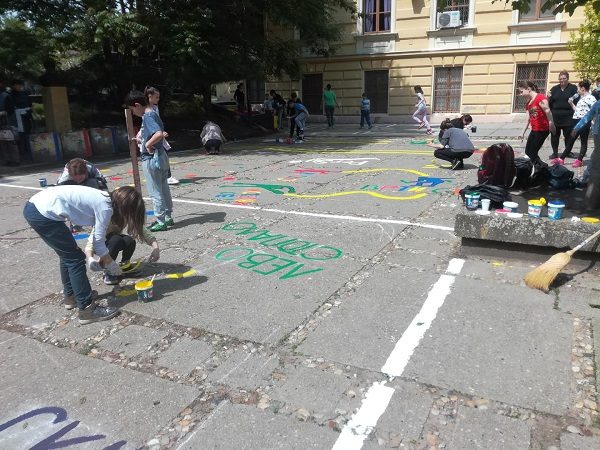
[277,241,319,256]
[215,247,254,261]
[252,257,297,276]
[221,183,297,195]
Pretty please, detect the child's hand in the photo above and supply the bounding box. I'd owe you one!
[148,247,160,262]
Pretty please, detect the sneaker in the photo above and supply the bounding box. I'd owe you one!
[120,261,141,275]
[368,125,373,129]
[549,153,558,160]
[167,177,180,185]
[103,273,121,285]
[64,290,97,310]
[425,129,434,135]
[418,122,425,129]
[450,159,464,170]
[148,221,168,232]
[165,217,175,227]
[572,159,583,168]
[78,302,119,325]
[556,158,565,165]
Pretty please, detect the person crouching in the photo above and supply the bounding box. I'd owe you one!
[429,120,475,170]
[201,121,227,155]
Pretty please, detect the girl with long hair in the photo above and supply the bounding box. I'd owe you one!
[518,81,556,165]
[23,185,147,324]
[412,86,433,135]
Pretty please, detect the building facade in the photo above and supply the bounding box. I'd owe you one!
[267,0,585,121]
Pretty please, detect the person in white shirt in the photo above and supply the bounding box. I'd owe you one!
[23,185,147,324]
[556,79,597,168]
[201,121,227,155]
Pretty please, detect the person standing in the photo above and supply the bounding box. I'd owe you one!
[126,90,173,232]
[145,86,179,185]
[0,78,19,166]
[518,81,556,166]
[360,93,372,129]
[548,71,577,159]
[323,84,339,127]
[556,80,596,167]
[11,80,33,161]
[412,86,433,135]
[287,92,300,140]
[234,83,245,113]
[22,185,146,323]
[270,90,286,130]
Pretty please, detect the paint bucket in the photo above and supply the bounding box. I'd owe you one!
[481,199,491,212]
[527,200,543,218]
[135,280,153,302]
[503,201,519,212]
[465,192,480,210]
[39,178,47,187]
[547,200,565,220]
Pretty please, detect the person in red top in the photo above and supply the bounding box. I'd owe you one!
[518,81,556,165]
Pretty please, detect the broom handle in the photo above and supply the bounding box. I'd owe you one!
[567,228,600,255]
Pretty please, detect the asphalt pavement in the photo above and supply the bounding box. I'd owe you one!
[0,121,599,449]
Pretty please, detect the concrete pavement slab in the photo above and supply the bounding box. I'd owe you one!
[178,403,337,449]
[403,277,573,415]
[156,338,215,375]
[561,432,600,450]
[438,406,531,449]
[208,349,279,389]
[298,266,440,371]
[270,365,352,416]
[51,319,113,343]
[0,331,198,449]
[15,303,68,329]
[98,325,168,358]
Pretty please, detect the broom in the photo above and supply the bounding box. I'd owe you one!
[524,228,600,292]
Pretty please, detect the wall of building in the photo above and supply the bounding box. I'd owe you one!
[266,1,587,117]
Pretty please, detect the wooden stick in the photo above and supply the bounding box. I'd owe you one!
[124,108,142,193]
[567,228,600,255]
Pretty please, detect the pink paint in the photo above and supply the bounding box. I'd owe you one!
[110,176,123,181]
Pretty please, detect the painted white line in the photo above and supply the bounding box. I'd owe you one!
[332,382,395,450]
[333,258,465,450]
[0,183,455,232]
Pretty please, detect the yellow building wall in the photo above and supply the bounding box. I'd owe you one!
[266,1,588,116]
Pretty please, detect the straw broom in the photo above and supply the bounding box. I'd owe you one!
[524,228,600,292]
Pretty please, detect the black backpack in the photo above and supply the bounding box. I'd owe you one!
[459,184,511,208]
[548,164,574,189]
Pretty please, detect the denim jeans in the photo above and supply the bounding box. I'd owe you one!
[23,201,93,309]
[360,110,372,127]
[294,113,307,136]
[142,149,173,224]
[325,106,335,126]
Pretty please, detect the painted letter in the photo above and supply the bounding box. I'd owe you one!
[360,185,379,191]
[279,264,324,280]
[221,222,257,233]
[30,420,106,449]
[238,254,279,269]
[247,231,289,243]
[277,241,318,256]
[252,258,298,275]
[215,248,254,261]
[0,407,68,433]
[300,245,343,261]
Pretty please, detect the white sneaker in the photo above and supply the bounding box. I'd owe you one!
[167,177,179,185]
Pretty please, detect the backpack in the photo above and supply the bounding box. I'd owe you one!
[548,164,574,189]
[459,184,511,208]
[477,143,516,188]
[513,157,550,188]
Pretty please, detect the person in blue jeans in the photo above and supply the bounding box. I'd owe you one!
[126,90,173,231]
[289,101,310,141]
[571,99,600,208]
[23,185,146,324]
[360,93,372,129]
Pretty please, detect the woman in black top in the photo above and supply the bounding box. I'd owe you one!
[548,71,577,159]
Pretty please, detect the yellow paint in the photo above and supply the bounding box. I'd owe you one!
[491,261,504,267]
[135,280,153,290]
[285,191,428,200]
[165,269,198,279]
[582,217,600,223]
[341,168,429,176]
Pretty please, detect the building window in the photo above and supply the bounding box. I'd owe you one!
[364,70,389,113]
[364,0,392,33]
[436,0,470,27]
[519,0,555,21]
[302,74,323,114]
[433,67,463,113]
[513,64,548,112]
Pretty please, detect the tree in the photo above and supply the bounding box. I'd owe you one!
[0,0,356,107]
[496,0,598,16]
[567,5,600,80]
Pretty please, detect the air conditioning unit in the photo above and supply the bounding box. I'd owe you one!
[437,10,461,28]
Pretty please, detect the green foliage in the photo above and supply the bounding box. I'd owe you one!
[568,5,600,79]
[1,0,356,106]
[497,0,598,16]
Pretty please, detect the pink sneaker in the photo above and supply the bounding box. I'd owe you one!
[572,159,583,168]
[551,158,564,165]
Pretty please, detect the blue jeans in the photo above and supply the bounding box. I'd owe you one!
[360,110,372,128]
[23,202,93,309]
[142,149,173,224]
[294,113,307,136]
